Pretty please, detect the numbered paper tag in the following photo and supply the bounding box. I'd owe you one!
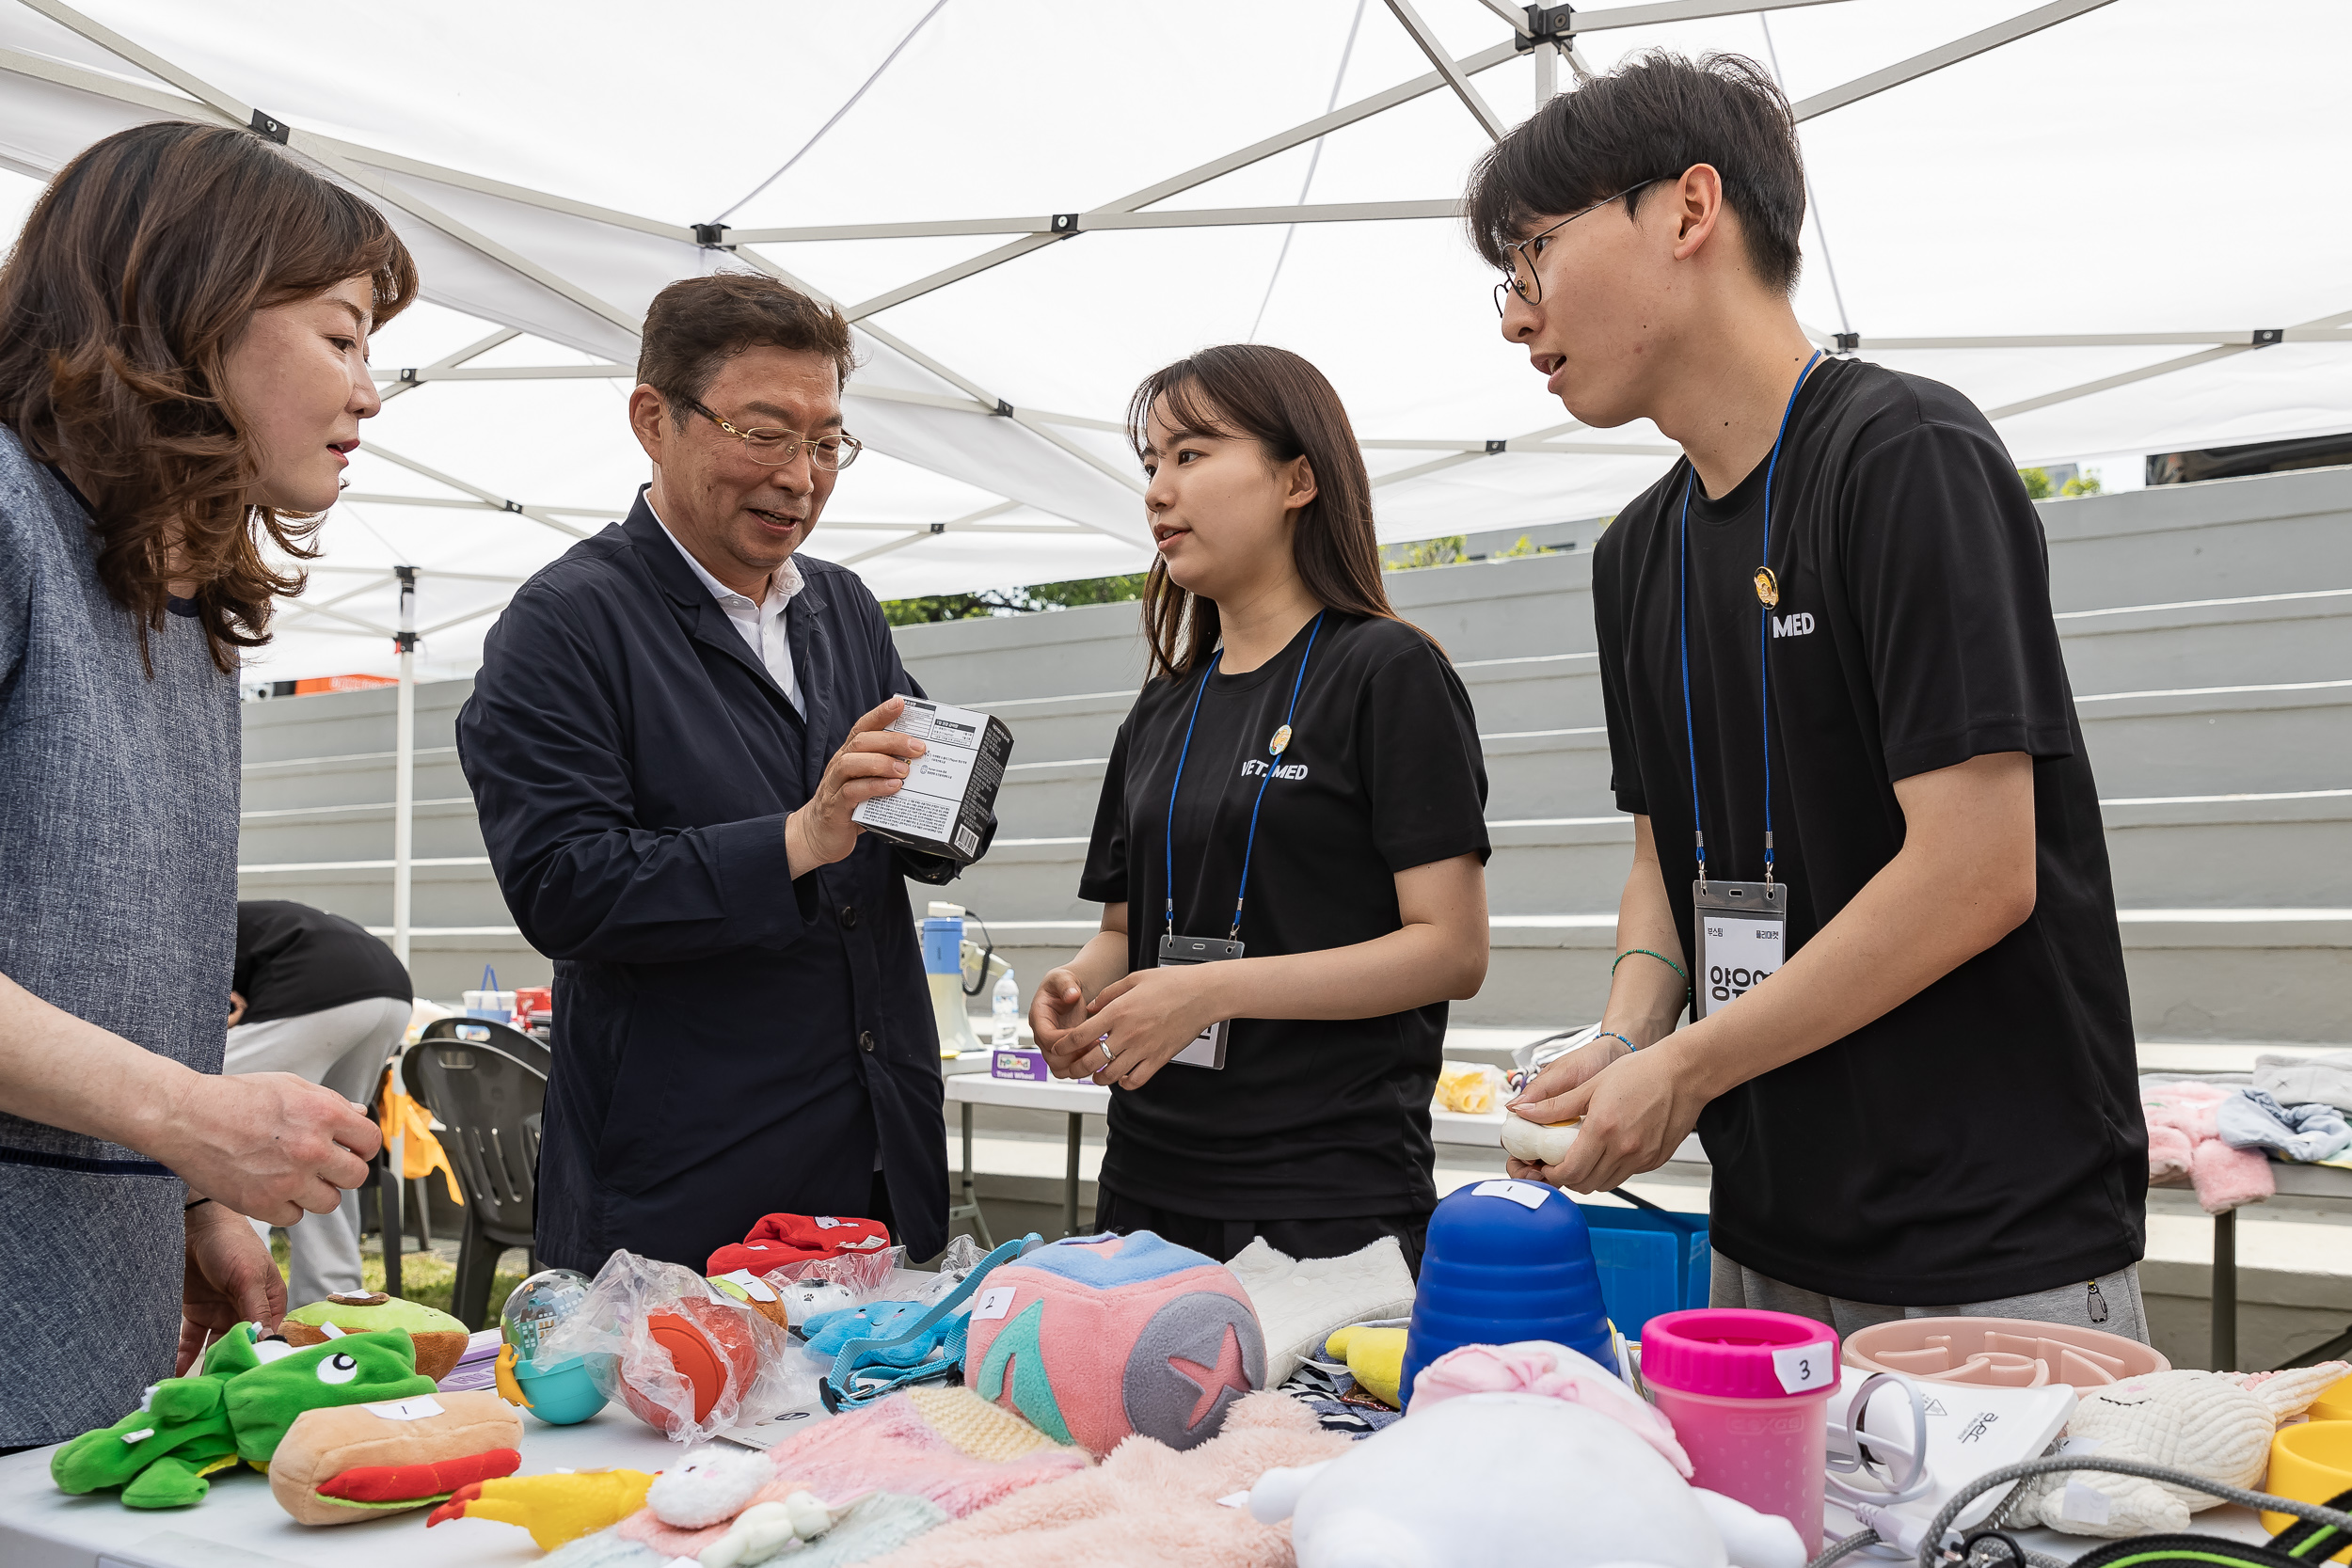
[1692,879,1788,1021]
[362,1396,446,1421]
[812,1216,844,1229]
[971,1286,1017,1322]
[718,1268,778,1304]
[1472,1179,1552,1211]
[1770,1343,1833,1394]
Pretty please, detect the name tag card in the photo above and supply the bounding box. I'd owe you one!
[1156,934,1244,1069]
[1692,879,1787,1020]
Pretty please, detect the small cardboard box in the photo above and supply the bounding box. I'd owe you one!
[850,698,1013,864]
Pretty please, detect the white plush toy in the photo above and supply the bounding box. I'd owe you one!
[641,1445,861,1568]
[2006,1363,2348,1538]
[1250,1342,1805,1568]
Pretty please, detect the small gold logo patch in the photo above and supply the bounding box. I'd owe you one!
[1269,724,1293,756]
[1754,566,1780,607]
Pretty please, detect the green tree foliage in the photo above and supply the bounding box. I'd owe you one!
[1385,535,1466,571]
[881,572,1151,626]
[2018,467,2106,500]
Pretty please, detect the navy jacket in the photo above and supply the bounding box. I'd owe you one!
[456,495,970,1273]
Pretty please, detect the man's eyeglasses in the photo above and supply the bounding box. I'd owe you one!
[1492,179,1660,317]
[688,399,864,470]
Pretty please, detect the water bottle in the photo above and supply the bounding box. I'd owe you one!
[993,970,1020,1050]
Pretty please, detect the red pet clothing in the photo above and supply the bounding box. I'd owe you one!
[707,1213,893,1275]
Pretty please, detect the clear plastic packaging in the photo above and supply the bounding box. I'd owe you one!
[756,1244,909,1329]
[909,1235,987,1308]
[1507,1022,1604,1094]
[540,1250,818,1445]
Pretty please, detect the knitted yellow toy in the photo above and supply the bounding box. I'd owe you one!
[426,1467,659,1551]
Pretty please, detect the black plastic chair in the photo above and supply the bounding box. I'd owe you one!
[402,1018,550,1329]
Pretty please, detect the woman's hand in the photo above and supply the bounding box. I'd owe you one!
[1029,967,1094,1071]
[1506,1035,1631,1125]
[1073,965,1230,1092]
[179,1198,286,1373]
[151,1071,380,1225]
[1506,1039,1710,1193]
[786,696,927,876]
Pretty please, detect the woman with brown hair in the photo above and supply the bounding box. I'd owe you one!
[0,121,413,1449]
[1029,344,1491,1270]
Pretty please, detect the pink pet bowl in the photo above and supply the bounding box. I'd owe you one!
[1843,1317,2168,1387]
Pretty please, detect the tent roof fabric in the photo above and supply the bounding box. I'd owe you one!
[0,0,2342,683]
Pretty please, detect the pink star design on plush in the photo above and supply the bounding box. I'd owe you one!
[1167,1324,1251,1429]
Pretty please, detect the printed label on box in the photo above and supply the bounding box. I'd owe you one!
[850,698,1012,864]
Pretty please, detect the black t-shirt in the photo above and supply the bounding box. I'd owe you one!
[1078,612,1490,1219]
[1594,357,2143,1304]
[233,900,413,1025]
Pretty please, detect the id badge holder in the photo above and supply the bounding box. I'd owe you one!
[1155,934,1244,1069]
[1692,880,1787,1020]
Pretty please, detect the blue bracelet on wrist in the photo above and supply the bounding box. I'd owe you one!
[1598,1030,1637,1054]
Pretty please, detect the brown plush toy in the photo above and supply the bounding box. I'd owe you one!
[269,1390,523,1527]
[281,1292,472,1381]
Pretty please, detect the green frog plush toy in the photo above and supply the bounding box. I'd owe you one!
[52,1324,437,1509]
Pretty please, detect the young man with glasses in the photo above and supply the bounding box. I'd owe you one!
[457,273,986,1276]
[1486,54,2145,1335]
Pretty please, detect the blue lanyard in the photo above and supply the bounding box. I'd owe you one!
[1677,350,1820,889]
[1164,610,1327,941]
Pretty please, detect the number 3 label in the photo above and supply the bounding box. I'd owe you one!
[1771,1343,1833,1394]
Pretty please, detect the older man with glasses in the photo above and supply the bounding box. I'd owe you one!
[457,273,990,1278]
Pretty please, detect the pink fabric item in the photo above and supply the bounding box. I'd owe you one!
[858,1389,1351,1568]
[2143,1081,2274,1214]
[1411,1341,1693,1477]
[613,1393,1089,1560]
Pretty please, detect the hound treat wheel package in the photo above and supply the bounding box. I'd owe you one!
[850,697,1013,864]
[961,1229,1266,1458]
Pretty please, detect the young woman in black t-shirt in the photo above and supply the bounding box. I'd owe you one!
[1027,345,1491,1271]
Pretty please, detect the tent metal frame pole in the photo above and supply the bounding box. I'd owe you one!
[1382,0,1510,142]
[15,0,643,341]
[1789,0,2121,122]
[1569,0,1849,29]
[730,197,1464,245]
[391,567,418,970]
[836,38,1524,322]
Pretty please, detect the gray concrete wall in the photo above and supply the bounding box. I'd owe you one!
[241,466,2352,1034]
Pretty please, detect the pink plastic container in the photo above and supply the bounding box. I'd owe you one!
[1640,1308,1841,1551]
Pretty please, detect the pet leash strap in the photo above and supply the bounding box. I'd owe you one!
[827,1233,1036,1408]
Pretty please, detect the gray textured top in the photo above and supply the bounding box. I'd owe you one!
[0,425,240,1171]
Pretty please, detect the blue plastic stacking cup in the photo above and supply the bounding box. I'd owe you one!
[1399,1178,1613,1407]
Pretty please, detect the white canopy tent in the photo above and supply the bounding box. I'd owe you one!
[0,0,2343,691]
[3,0,2343,964]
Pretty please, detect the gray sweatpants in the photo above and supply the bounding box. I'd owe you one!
[1710,1253,2150,1344]
[225,995,410,1306]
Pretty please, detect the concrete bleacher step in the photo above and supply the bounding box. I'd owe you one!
[954,789,2352,921]
[976,678,2351,839]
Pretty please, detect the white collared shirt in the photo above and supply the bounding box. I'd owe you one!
[648,500,805,714]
